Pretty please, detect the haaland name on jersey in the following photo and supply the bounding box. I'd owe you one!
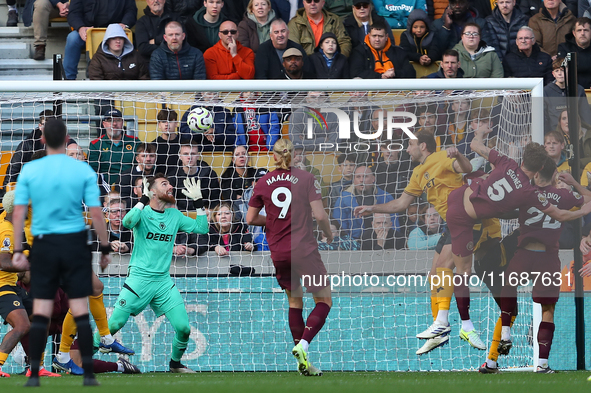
[266,173,300,186]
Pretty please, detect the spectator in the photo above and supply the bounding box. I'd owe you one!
[432,0,486,50]
[234,167,270,250]
[342,91,379,143]
[237,0,276,53]
[555,109,589,169]
[482,0,529,62]
[503,26,553,84]
[88,24,149,80]
[199,202,255,256]
[452,23,504,77]
[150,20,206,79]
[104,199,133,254]
[361,213,404,249]
[185,0,227,52]
[520,0,543,18]
[557,17,591,88]
[333,165,397,239]
[373,0,427,29]
[374,144,412,199]
[6,0,17,26]
[317,220,360,250]
[152,108,190,174]
[545,130,570,173]
[3,109,53,187]
[343,0,395,50]
[426,49,465,78]
[179,92,237,150]
[166,142,221,210]
[328,153,357,208]
[118,142,157,207]
[135,0,181,61]
[173,232,200,256]
[88,108,138,186]
[220,145,259,201]
[255,19,313,79]
[407,205,443,250]
[29,0,69,60]
[288,0,352,57]
[400,201,427,237]
[544,57,591,131]
[289,91,340,149]
[66,141,112,199]
[349,21,416,79]
[309,32,350,78]
[399,9,442,65]
[462,108,494,160]
[234,92,281,151]
[529,0,575,57]
[204,21,256,79]
[414,105,440,138]
[439,96,471,150]
[64,0,137,80]
[281,47,315,79]
[292,145,329,198]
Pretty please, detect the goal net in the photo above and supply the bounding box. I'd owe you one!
[0,79,547,373]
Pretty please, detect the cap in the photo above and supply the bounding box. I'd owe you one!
[103,108,123,119]
[293,144,305,151]
[254,168,269,180]
[282,48,303,58]
[353,0,370,5]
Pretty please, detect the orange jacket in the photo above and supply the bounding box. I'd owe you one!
[204,40,255,80]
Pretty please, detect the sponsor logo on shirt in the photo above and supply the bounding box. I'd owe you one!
[1,237,10,251]
[146,232,174,242]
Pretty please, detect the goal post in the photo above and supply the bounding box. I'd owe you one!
[0,78,548,373]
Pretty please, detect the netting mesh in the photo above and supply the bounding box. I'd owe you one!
[0,87,539,372]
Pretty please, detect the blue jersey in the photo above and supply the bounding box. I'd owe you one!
[14,154,100,235]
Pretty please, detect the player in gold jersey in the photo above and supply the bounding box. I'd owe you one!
[0,191,31,377]
[355,130,492,355]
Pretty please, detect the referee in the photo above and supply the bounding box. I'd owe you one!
[11,118,112,387]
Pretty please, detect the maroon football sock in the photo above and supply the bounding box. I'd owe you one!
[301,302,331,344]
[454,278,470,321]
[500,286,518,327]
[93,359,118,373]
[538,321,555,359]
[288,308,305,345]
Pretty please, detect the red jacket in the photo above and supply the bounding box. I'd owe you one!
[203,40,255,80]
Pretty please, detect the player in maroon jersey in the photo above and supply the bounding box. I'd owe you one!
[446,126,591,344]
[497,160,589,373]
[246,139,333,377]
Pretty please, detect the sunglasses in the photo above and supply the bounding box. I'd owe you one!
[220,29,238,35]
[462,32,479,37]
[354,2,370,8]
[304,0,321,4]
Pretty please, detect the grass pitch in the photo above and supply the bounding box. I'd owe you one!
[2,371,591,392]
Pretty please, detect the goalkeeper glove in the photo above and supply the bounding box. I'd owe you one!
[182,177,204,209]
[136,177,154,207]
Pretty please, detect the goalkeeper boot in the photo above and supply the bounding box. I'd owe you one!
[479,362,500,374]
[292,343,310,375]
[118,357,141,374]
[26,367,61,377]
[459,328,486,350]
[536,365,555,374]
[497,340,512,356]
[416,333,450,355]
[169,360,196,373]
[99,339,135,355]
[52,357,84,375]
[306,363,323,377]
[416,321,451,339]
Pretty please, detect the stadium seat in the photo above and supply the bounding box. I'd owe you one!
[86,28,133,61]
[136,0,148,22]
[391,29,404,46]
[0,151,14,191]
[411,61,440,78]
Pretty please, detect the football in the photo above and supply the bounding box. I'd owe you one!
[187,107,214,133]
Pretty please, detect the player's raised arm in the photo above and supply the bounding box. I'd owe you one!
[123,177,154,229]
[447,146,472,174]
[354,192,415,217]
[470,122,493,160]
[179,177,209,234]
[543,200,591,222]
[558,172,591,203]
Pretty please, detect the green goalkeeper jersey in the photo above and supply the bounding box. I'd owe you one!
[123,206,208,279]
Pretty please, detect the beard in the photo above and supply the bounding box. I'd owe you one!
[160,193,176,205]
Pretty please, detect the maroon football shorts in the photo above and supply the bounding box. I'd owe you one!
[504,248,560,304]
[271,249,328,293]
[446,185,478,257]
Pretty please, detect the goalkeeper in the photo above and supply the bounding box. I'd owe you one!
[94,174,208,373]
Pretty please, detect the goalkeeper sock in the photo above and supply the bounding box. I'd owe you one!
[288,307,305,345]
[74,314,94,378]
[301,302,330,345]
[538,321,555,360]
[28,315,50,378]
[171,336,189,363]
[454,277,470,321]
[89,294,111,338]
[59,310,77,354]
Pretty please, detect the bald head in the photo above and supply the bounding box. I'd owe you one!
[219,21,239,48]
